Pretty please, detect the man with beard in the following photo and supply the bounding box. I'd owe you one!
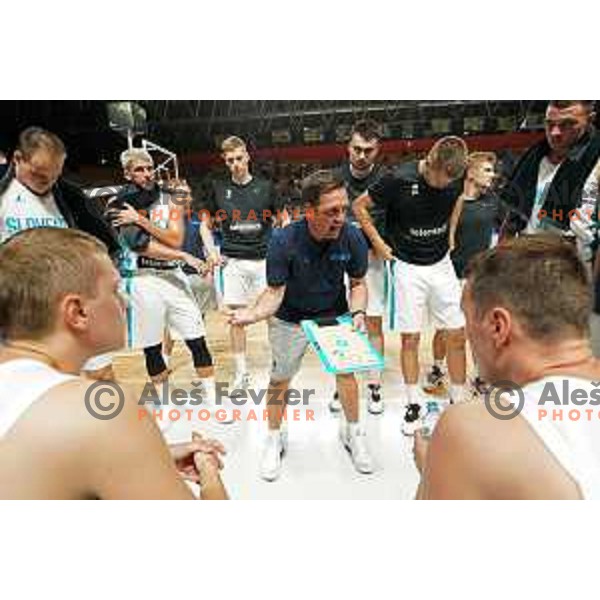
[502,101,599,239]
[109,149,229,434]
[329,119,388,415]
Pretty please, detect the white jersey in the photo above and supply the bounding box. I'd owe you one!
[0,178,68,244]
[0,359,76,438]
[520,376,600,499]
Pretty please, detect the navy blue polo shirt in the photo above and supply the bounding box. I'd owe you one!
[267,219,368,323]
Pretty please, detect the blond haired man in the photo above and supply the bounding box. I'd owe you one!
[0,228,227,499]
[200,136,282,390]
[426,152,499,398]
[354,137,468,433]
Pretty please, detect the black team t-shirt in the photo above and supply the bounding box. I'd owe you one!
[205,176,281,260]
[451,192,499,278]
[368,161,462,266]
[335,162,387,238]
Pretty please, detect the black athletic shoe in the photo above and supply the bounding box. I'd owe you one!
[329,391,342,413]
[367,384,384,414]
[402,403,422,436]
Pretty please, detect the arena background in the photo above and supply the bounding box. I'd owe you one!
[4,99,594,190]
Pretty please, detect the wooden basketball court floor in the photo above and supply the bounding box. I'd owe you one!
[111,311,459,500]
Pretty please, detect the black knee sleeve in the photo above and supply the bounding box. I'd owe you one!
[185,337,213,368]
[144,343,167,377]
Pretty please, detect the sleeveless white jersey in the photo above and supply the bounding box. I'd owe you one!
[519,376,600,499]
[0,359,76,438]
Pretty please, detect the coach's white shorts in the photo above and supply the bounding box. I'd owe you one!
[221,258,266,306]
[81,352,114,372]
[129,268,206,348]
[366,254,385,317]
[393,253,465,332]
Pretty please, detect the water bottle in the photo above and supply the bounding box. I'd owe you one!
[421,400,442,439]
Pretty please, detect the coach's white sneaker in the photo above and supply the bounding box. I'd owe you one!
[340,424,374,474]
[260,430,286,482]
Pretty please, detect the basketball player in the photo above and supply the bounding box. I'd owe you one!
[109,149,228,431]
[227,170,373,481]
[426,152,499,399]
[354,137,468,434]
[200,136,282,390]
[329,119,387,415]
[414,236,600,499]
[0,127,120,381]
[0,227,227,499]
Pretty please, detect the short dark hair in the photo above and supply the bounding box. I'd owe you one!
[465,235,591,341]
[548,101,596,113]
[301,169,345,207]
[350,119,382,143]
[17,127,66,160]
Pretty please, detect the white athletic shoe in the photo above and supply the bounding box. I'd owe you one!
[260,431,286,482]
[232,372,251,391]
[329,391,342,413]
[340,425,374,474]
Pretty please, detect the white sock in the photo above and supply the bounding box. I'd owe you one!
[233,353,247,375]
[406,384,420,405]
[268,428,281,440]
[450,384,464,403]
[153,379,169,400]
[200,377,216,400]
[434,359,444,370]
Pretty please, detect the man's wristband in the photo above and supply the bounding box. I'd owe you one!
[351,309,367,318]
